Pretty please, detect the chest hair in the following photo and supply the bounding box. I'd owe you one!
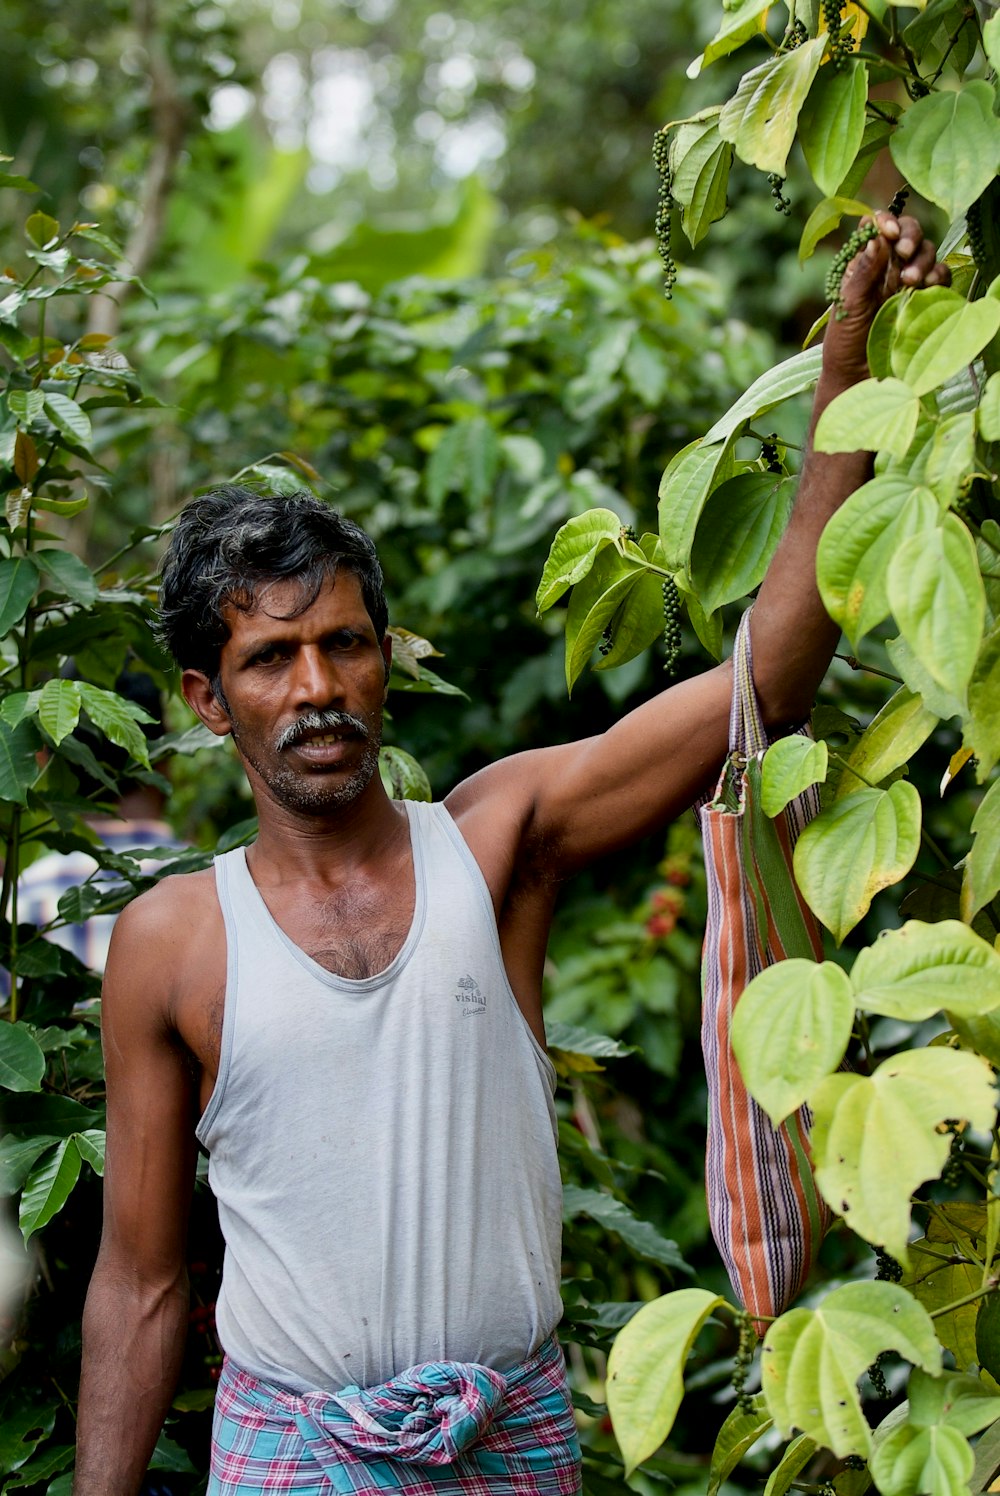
[298,879,413,980]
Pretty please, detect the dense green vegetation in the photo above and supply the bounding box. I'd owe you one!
[1,1,999,1493]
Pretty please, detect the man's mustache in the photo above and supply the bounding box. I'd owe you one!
[276,709,372,752]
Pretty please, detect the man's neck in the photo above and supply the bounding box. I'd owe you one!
[248,779,407,884]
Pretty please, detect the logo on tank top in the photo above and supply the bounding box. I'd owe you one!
[454,974,487,1016]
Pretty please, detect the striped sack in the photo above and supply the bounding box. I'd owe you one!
[208,1334,582,1496]
[699,607,830,1323]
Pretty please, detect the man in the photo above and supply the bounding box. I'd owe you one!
[74,215,948,1496]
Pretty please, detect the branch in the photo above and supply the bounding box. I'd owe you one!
[87,0,189,338]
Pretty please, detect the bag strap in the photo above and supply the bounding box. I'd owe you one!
[730,607,767,761]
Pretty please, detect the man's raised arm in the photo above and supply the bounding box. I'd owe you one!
[453,213,949,877]
[749,211,947,725]
[74,891,199,1496]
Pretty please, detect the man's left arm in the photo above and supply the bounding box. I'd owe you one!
[453,214,949,876]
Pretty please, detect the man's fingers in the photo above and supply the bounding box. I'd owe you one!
[900,239,939,285]
[925,261,952,287]
[892,214,925,258]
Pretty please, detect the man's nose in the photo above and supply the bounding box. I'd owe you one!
[291,647,344,708]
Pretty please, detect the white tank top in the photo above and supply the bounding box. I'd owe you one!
[196,800,564,1394]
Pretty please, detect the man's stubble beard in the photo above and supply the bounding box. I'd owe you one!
[230,709,383,815]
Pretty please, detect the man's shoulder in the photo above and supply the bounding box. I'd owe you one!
[108,864,221,972]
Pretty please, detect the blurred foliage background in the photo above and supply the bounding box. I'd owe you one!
[0,1,968,1491]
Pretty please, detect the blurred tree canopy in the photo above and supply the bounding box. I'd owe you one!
[0,0,711,271]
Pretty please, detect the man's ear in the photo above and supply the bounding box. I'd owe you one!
[182,670,232,737]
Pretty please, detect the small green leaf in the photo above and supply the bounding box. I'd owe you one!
[73,1129,106,1175]
[0,172,40,193]
[761,1281,940,1458]
[834,687,938,801]
[25,211,59,248]
[962,777,1000,923]
[669,111,734,249]
[43,391,93,449]
[689,471,796,614]
[35,549,99,606]
[924,411,976,508]
[809,1048,997,1262]
[817,478,941,648]
[985,10,1000,74]
[562,1185,689,1272]
[7,389,44,424]
[0,718,42,806]
[32,494,89,518]
[891,287,1000,397]
[546,1023,634,1065]
[19,1137,81,1242]
[798,195,876,264]
[866,291,903,381]
[0,1401,57,1476]
[37,678,81,746]
[426,416,499,508]
[887,632,967,724]
[707,1398,773,1496]
[731,959,855,1125]
[702,347,825,447]
[761,735,829,817]
[907,1367,1000,1436]
[2,1094,101,1140]
[607,1288,725,1474]
[0,1022,45,1093]
[658,438,734,573]
[78,682,152,767]
[378,745,432,803]
[762,1433,819,1496]
[980,372,1000,442]
[850,919,1000,1021]
[813,377,921,459]
[886,514,985,699]
[593,565,666,673]
[694,0,771,71]
[0,1134,61,1196]
[535,509,622,612]
[2,1445,74,1490]
[964,623,1000,778]
[800,62,868,198]
[793,781,921,944]
[0,557,39,637]
[563,546,645,694]
[904,1243,981,1372]
[890,82,1000,223]
[719,37,827,177]
[870,1421,972,1496]
[148,1433,198,1474]
[976,1294,1000,1384]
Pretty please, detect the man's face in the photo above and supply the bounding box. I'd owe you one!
[208,572,391,817]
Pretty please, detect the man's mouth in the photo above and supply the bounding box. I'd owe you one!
[277,711,370,753]
[299,729,358,746]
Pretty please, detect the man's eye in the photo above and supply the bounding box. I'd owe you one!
[253,647,285,666]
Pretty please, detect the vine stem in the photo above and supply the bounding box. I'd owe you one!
[929,1279,999,1320]
[927,11,973,87]
[926,1200,986,1269]
[834,653,903,684]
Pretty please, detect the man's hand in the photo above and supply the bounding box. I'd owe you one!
[822,210,952,387]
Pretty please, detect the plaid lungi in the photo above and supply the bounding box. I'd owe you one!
[208,1335,582,1495]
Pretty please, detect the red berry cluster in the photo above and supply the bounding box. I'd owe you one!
[645,887,684,938]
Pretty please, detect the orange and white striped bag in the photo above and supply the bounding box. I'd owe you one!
[699,608,830,1322]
